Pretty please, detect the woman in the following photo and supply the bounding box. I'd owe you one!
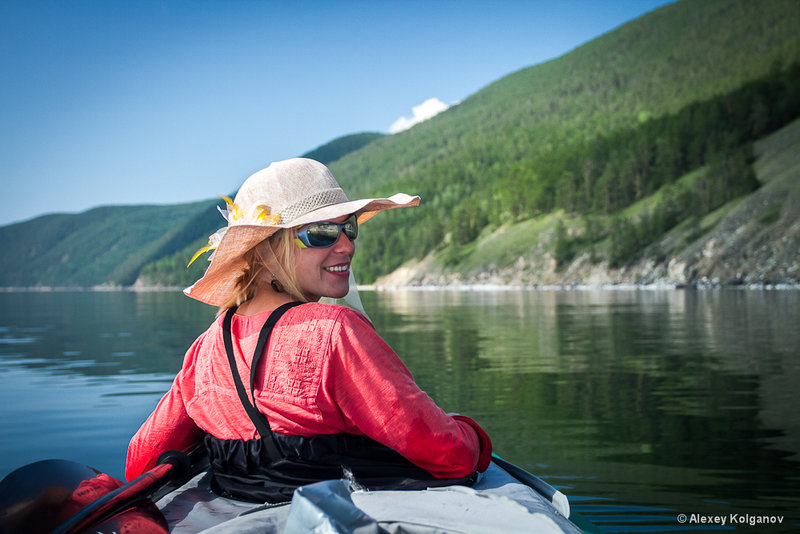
[125,158,492,502]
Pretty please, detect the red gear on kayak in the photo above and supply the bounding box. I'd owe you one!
[126,303,491,482]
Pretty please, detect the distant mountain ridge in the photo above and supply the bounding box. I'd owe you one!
[2,0,798,289]
[302,132,385,165]
[0,202,212,287]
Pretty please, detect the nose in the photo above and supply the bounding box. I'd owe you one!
[332,230,356,254]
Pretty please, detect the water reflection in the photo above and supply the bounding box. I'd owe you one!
[0,289,798,531]
[0,291,217,478]
[365,288,800,531]
[0,290,215,377]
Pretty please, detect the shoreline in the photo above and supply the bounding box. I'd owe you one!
[2,282,799,293]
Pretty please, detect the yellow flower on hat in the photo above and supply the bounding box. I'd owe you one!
[187,228,227,267]
[254,205,281,225]
[221,196,241,223]
[187,199,282,267]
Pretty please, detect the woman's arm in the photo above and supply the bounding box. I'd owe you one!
[124,381,204,480]
[124,336,206,481]
[322,308,492,478]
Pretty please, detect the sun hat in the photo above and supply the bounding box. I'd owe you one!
[184,157,420,306]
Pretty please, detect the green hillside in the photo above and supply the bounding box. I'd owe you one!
[0,201,215,287]
[333,0,800,198]
[301,132,385,165]
[1,0,798,289]
[326,0,800,282]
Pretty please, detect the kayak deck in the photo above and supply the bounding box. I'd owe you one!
[157,463,581,533]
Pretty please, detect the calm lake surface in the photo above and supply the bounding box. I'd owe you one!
[0,289,798,532]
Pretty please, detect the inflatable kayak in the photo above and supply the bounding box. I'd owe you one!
[0,449,588,533]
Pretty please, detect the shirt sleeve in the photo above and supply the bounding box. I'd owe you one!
[320,308,492,478]
[124,335,206,481]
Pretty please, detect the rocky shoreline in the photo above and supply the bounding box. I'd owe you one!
[371,255,800,291]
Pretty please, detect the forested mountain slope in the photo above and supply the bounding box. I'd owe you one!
[0,201,215,287]
[328,0,800,284]
[375,118,800,287]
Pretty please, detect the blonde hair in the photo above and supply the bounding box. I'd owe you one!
[218,229,308,311]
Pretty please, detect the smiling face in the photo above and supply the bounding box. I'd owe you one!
[291,215,356,301]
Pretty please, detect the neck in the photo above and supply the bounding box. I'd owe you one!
[235,283,295,316]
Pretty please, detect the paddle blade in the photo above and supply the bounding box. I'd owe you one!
[0,459,118,533]
[0,459,168,534]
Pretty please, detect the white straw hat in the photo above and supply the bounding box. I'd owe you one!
[184,158,419,306]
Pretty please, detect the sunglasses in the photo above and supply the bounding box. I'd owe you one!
[294,214,358,249]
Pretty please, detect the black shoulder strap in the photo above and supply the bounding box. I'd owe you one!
[222,301,303,460]
[247,302,304,406]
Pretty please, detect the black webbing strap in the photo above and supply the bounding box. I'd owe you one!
[222,301,303,461]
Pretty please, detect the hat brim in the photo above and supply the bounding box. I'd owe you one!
[286,193,420,227]
[184,193,419,306]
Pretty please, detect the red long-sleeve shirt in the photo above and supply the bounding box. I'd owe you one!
[125,303,491,481]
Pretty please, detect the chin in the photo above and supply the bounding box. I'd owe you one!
[326,285,349,299]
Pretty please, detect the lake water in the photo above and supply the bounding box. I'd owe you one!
[0,289,798,532]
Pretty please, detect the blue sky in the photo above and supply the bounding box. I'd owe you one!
[1,1,672,227]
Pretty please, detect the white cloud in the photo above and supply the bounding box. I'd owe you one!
[389,97,449,134]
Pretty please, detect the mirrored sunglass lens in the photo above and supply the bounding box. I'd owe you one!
[306,223,339,246]
[342,216,358,240]
[299,215,358,247]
